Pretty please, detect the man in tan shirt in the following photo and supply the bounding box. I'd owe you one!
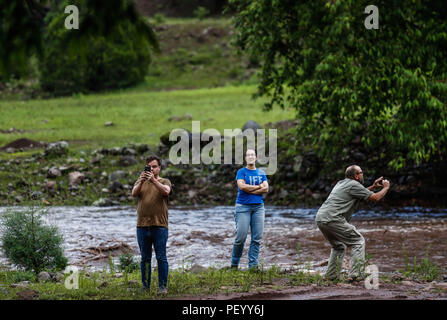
[132,155,171,293]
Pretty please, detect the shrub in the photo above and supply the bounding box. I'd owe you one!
[39,6,153,96]
[194,6,210,21]
[153,13,166,24]
[118,252,139,273]
[0,206,68,274]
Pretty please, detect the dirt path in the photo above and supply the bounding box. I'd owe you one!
[172,281,447,300]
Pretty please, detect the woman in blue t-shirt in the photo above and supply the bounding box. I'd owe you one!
[231,148,269,270]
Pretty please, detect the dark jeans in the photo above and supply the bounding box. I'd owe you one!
[136,226,169,289]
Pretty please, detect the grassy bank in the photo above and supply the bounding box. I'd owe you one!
[0,265,326,300]
[0,85,294,153]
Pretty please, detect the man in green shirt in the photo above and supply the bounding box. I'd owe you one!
[316,165,390,281]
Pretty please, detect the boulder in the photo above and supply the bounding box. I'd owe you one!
[31,191,43,200]
[109,181,123,193]
[44,141,69,158]
[109,170,127,181]
[47,167,62,178]
[16,289,39,300]
[188,264,207,274]
[92,198,114,207]
[69,171,85,185]
[45,181,56,190]
[38,271,51,282]
[242,120,262,132]
[119,156,137,167]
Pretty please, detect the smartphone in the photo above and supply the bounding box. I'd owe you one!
[144,165,152,173]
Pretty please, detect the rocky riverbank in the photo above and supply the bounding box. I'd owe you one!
[1,120,446,208]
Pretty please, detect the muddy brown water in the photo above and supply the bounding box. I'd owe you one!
[0,206,446,274]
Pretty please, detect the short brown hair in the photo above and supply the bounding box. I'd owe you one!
[146,155,162,167]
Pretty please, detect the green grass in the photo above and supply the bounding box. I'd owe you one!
[401,245,445,282]
[0,85,295,152]
[0,265,325,300]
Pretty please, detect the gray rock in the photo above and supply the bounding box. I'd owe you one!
[31,191,43,200]
[10,281,30,289]
[279,189,289,198]
[47,167,62,178]
[44,141,69,157]
[38,271,51,282]
[188,190,197,198]
[5,147,16,153]
[194,177,208,187]
[242,120,262,132]
[55,272,64,282]
[119,156,137,167]
[109,181,123,193]
[136,144,149,154]
[104,121,114,126]
[121,147,136,156]
[15,195,23,203]
[92,198,114,207]
[69,171,85,185]
[109,147,122,155]
[0,287,8,295]
[109,170,127,181]
[188,264,207,274]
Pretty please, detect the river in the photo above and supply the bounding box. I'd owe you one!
[1,206,446,273]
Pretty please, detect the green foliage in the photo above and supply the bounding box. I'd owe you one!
[194,6,210,21]
[39,1,156,96]
[118,253,139,273]
[153,13,167,24]
[402,246,444,282]
[0,206,68,274]
[0,0,46,80]
[230,0,447,169]
[1,0,159,93]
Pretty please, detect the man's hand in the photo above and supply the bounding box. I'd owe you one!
[372,176,384,188]
[140,171,150,181]
[368,179,391,202]
[147,172,156,183]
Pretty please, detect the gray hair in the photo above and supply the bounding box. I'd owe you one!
[345,165,360,179]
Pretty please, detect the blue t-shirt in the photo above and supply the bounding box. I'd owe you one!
[235,167,268,204]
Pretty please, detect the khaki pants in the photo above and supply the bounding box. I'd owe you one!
[317,220,365,280]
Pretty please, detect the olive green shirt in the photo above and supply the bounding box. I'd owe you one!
[135,178,171,228]
[315,178,373,223]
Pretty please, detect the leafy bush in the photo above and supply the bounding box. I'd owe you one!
[194,6,210,20]
[153,13,166,24]
[0,206,67,274]
[39,2,156,96]
[118,252,139,273]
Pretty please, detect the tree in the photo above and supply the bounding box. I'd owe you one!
[0,206,67,274]
[229,0,447,169]
[0,0,159,88]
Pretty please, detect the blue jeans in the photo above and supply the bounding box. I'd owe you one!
[136,226,169,289]
[231,203,265,268]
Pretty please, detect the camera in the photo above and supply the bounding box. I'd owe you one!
[144,165,152,173]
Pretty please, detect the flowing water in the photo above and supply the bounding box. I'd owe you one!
[1,206,446,273]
